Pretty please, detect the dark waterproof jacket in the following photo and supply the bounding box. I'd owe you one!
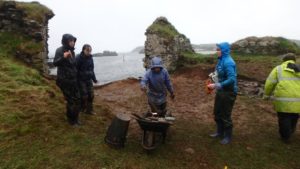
[53,34,77,84]
[76,52,97,82]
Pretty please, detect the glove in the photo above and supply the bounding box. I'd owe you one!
[93,79,98,83]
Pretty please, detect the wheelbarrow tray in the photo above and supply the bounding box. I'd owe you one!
[134,116,172,133]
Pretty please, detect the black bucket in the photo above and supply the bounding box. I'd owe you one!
[104,113,131,148]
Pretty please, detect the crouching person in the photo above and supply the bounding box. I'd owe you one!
[140,56,175,116]
[76,44,98,115]
[264,53,300,143]
[53,34,81,126]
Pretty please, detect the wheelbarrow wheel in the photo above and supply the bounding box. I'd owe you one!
[142,131,157,150]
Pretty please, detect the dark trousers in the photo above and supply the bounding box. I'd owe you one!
[213,91,236,135]
[277,112,299,140]
[78,80,94,113]
[56,80,81,123]
[149,102,167,117]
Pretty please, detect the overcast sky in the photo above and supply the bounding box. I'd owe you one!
[19,0,300,54]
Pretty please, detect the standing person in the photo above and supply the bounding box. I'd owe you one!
[140,56,175,117]
[207,42,238,145]
[76,44,98,115]
[53,34,81,126]
[264,53,300,143]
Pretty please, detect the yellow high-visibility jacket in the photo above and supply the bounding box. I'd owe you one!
[264,60,300,113]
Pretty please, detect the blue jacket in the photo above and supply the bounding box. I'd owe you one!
[216,42,238,94]
[76,52,97,82]
[141,57,174,105]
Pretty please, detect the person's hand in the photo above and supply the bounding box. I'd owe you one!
[170,93,175,100]
[93,80,98,84]
[207,83,221,90]
[63,50,71,58]
[207,83,216,90]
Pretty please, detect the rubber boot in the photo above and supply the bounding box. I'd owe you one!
[220,128,232,145]
[210,121,224,138]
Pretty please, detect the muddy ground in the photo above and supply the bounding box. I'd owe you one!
[94,65,279,136]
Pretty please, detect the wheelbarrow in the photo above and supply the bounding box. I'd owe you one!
[132,113,175,151]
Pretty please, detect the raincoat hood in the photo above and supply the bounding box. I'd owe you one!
[150,56,164,69]
[61,34,77,50]
[217,42,231,57]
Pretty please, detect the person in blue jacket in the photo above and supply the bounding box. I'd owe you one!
[76,44,98,115]
[140,56,175,116]
[207,42,238,144]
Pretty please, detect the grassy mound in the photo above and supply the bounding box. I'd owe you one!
[277,37,300,54]
[178,50,299,82]
[146,17,180,39]
[17,1,53,23]
[0,30,113,168]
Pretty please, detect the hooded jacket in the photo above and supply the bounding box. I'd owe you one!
[264,60,300,113]
[215,42,238,94]
[53,34,77,83]
[76,52,97,82]
[141,57,174,105]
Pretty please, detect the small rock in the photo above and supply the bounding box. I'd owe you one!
[246,146,253,151]
[184,148,195,154]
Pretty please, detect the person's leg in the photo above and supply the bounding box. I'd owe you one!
[154,102,167,117]
[277,112,293,142]
[86,80,95,114]
[220,92,236,144]
[148,102,157,113]
[291,113,299,134]
[65,84,81,125]
[63,87,78,125]
[66,102,75,125]
[79,81,88,113]
[211,92,224,138]
[57,80,81,125]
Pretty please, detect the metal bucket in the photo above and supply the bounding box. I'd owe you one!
[105,113,131,148]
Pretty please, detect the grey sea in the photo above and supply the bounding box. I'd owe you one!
[50,53,145,85]
[49,51,215,85]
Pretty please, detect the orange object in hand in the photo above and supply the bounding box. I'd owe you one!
[205,79,214,94]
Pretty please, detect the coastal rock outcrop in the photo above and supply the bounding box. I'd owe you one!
[144,17,194,72]
[0,1,54,74]
[231,36,300,55]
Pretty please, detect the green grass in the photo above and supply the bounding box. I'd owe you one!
[0,10,300,167]
[0,32,43,56]
[178,51,216,69]
[0,44,300,168]
[277,37,300,54]
[147,21,180,39]
[179,52,298,82]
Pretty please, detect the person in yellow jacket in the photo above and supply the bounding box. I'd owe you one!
[264,53,300,142]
